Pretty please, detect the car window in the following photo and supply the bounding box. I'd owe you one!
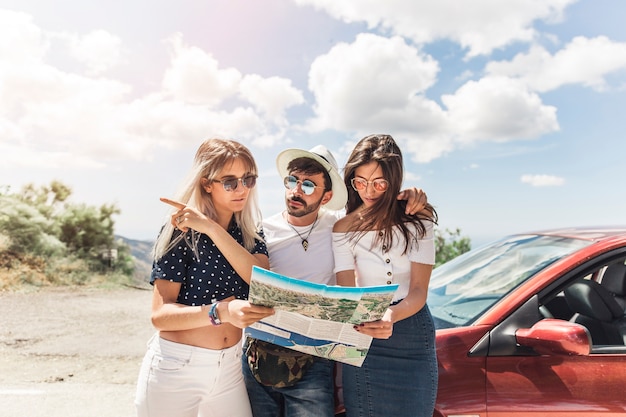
[554,258,626,349]
[428,234,592,329]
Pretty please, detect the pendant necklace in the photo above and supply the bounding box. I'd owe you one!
[286,214,319,251]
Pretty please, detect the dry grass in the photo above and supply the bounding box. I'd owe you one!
[0,232,150,291]
[0,250,138,291]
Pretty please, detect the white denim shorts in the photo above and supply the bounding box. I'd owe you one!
[135,334,252,417]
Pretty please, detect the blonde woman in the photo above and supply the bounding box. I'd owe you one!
[135,139,274,417]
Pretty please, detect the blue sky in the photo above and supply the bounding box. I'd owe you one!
[1,0,625,247]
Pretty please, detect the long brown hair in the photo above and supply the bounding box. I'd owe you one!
[343,134,437,254]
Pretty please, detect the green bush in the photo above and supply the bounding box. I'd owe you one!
[435,227,471,268]
[0,181,135,288]
[0,195,65,257]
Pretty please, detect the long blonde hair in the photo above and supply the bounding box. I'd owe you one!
[152,138,263,261]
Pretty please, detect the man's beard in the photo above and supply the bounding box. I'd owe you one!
[286,194,324,218]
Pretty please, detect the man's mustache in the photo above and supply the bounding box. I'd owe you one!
[288,196,306,206]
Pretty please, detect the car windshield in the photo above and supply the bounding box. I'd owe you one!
[428,234,592,329]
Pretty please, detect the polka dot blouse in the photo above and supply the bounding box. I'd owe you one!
[150,223,267,306]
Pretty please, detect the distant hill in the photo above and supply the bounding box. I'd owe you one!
[116,235,153,287]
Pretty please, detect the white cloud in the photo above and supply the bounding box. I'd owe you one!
[402,134,455,164]
[521,174,565,186]
[0,18,304,168]
[239,74,305,123]
[0,142,106,169]
[442,76,560,144]
[307,33,451,161]
[0,32,135,163]
[0,10,46,63]
[162,34,242,107]
[294,0,576,57]
[486,36,626,92]
[306,34,560,162]
[1,2,617,174]
[122,94,269,150]
[404,171,422,182]
[67,29,123,75]
[308,34,440,127]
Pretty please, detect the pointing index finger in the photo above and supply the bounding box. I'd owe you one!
[160,197,186,210]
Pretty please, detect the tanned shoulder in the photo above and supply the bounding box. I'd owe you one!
[333,211,359,233]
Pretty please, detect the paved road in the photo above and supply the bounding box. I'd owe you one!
[0,287,154,417]
[0,383,137,417]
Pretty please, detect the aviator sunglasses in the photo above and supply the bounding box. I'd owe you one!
[212,175,257,191]
[350,177,389,192]
[283,175,324,195]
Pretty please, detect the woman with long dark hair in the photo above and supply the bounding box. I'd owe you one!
[332,134,438,417]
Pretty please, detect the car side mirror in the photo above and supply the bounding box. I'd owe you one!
[515,318,591,356]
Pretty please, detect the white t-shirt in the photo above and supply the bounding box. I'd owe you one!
[263,209,342,285]
[332,221,435,302]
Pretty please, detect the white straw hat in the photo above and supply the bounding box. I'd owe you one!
[275,145,347,211]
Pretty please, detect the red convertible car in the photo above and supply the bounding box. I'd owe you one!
[429,226,626,416]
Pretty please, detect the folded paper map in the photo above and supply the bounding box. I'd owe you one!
[245,266,399,367]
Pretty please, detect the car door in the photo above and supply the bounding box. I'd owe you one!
[485,352,626,415]
[483,254,626,416]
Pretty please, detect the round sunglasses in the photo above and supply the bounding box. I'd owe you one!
[350,177,389,192]
[212,175,257,191]
[283,175,325,195]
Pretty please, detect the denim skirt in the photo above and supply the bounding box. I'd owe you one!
[342,305,438,417]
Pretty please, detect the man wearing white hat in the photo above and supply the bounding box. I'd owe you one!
[263,145,349,282]
[243,145,426,417]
